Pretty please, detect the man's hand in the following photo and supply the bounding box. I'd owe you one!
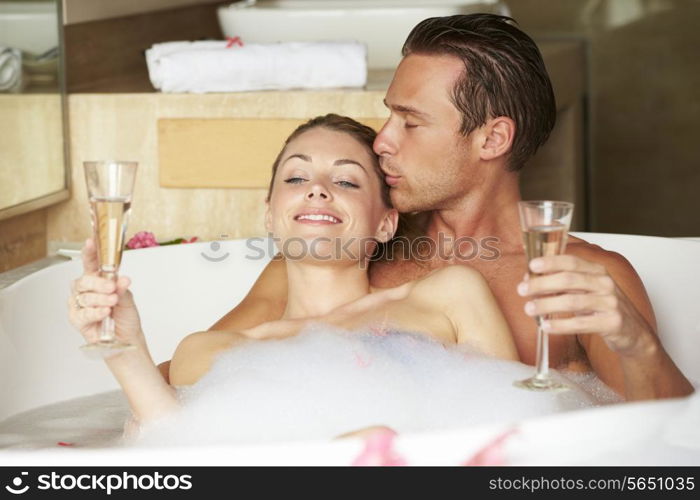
[517,254,656,357]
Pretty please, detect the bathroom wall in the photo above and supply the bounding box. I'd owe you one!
[46,91,389,246]
[508,0,700,236]
[0,95,64,210]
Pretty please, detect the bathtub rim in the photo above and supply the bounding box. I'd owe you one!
[0,392,695,465]
[2,232,698,292]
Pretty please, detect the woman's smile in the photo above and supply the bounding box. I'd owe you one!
[293,208,343,225]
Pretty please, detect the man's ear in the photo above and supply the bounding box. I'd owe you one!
[479,116,515,161]
[375,208,399,243]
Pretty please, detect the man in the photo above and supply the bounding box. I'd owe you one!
[173,14,693,400]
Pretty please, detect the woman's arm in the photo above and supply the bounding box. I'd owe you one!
[209,257,288,330]
[105,344,179,423]
[68,238,179,423]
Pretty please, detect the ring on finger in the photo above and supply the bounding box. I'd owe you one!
[74,294,84,309]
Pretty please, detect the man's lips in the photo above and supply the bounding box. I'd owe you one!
[384,174,401,186]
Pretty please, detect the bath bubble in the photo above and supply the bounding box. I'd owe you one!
[134,325,622,447]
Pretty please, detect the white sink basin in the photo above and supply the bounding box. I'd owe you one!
[218,0,508,70]
[0,1,58,54]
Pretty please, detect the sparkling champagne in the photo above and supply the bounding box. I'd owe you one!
[89,196,131,278]
[522,223,568,263]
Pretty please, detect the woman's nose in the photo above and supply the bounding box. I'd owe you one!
[306,182,331,200]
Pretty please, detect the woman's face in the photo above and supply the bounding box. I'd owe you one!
[266,127,397,264]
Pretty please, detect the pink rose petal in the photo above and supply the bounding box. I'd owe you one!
[462,428,518,466]
[352,428,406,466]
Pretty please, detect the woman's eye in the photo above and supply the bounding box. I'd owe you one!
[336,180,359,189]
[284,177,306,184]
[405,123,418,129]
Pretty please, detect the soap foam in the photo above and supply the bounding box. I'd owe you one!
[134,324,622,447]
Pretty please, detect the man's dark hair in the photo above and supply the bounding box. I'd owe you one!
[402,14,556,171]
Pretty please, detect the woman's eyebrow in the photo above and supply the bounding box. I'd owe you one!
[281,153,312,165]
[333,159,367,173]
[281,154,367,174]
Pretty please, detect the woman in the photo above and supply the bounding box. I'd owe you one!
[68,114,518,432]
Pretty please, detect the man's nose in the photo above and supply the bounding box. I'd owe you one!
[306,182,331,200]
[373,121,398,157]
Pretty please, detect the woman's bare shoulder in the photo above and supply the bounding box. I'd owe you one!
[410,265,488,297]
[385,266,492,320]
[169,330,241,386]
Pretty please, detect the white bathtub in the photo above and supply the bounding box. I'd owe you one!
[0,233,699,465]
[217,0,509,69]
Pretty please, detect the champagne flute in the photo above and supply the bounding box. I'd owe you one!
[81,161,138,355]
[514,200,574,391]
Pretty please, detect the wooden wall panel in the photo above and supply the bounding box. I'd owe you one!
[0,210,47,273]
[64,3,224,93]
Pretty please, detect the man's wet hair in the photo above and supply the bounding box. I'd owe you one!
[403,14,556,171]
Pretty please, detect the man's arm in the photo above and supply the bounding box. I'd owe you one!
[208,256,288,330]
[520,245,694,400]
[157,257,288,381]
[575,249,692,400]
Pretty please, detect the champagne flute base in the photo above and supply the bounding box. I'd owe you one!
[80,340,136,359]
[514,376,570,392]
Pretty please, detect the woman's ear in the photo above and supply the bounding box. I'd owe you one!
[375,208,399,243]
[479,116,515,161]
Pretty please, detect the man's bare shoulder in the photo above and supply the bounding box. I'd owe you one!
[567,236,637,276]
[567,234,656,329]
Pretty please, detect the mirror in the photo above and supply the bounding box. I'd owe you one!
[0,0,68,221]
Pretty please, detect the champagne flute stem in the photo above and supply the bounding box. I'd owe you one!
[100,316,116,343]
[534,316,549,380]
[99,269,118,343]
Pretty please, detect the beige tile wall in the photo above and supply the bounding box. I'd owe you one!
[47,91,389,246]
[0,95,64,211]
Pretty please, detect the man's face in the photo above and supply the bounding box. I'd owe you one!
[374,54,480,213]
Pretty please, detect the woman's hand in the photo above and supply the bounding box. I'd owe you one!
[67,238,145,347]
[517,254,656,357]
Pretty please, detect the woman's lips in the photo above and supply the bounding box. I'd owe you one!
[294,213,342,225]
[385,174,401,186]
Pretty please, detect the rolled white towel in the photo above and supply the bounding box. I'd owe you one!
[0,47,22,92]
[145,40,367,93]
